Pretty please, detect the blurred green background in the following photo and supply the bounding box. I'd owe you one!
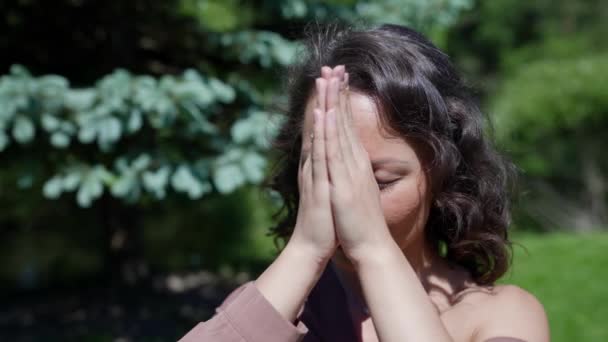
[0,0,606,341]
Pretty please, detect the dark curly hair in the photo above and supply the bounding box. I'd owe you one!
[261,22,519,285]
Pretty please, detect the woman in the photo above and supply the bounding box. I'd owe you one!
[180,23,550,342]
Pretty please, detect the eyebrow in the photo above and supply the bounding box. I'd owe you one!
[371,158,410,167]
[299,153,409,168]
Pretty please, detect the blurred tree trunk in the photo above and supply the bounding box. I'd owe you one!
[99,193,149,287]
[526,140,607,231]
[581,141,607,227]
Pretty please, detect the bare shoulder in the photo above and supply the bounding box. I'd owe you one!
[467,284,550,342]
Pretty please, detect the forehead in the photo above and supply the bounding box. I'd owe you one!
[303,91,419,161]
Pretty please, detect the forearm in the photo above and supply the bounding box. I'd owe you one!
[354,240,453,342]
[255,241,329,323]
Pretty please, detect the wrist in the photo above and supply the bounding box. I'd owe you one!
[284,239,333,270]
[349,239,403,271]
[254,237,331,323]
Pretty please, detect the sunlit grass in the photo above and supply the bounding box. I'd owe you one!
[500,231,608,342]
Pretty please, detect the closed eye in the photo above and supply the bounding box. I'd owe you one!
[377,179,399,191]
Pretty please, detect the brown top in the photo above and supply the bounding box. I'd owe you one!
[178,262,527,342]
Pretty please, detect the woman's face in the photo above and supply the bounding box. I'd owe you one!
[301,91,433,252]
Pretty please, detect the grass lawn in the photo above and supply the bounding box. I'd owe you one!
[500,231,608,342]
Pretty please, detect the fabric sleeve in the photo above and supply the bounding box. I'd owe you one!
[484,338,527,342]
[178,280,309,342]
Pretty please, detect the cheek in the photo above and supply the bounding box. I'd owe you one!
[380,174,430,239]
[381,188,423,226]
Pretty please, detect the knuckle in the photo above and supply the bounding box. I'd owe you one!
[313,182,330,199]
[302,153,311,168]
[312,152,324,162]
[326,149,341,162]
[316,178,329,189]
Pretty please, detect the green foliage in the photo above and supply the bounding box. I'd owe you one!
[444,0,608,231]
[0,65,283,207]
[492,54,608,177]
[502,31,608,73]
[491,50,608,231]
[353,0,473,31]
[0,0,481,294]
[0,0,474,210]
[215,30,300,68]
[180,0,472,32]
[178,0,255,32]
[445,0,608,83]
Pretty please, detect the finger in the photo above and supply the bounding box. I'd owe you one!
[315,78,327,113]
[342,72,349,91]
[299,135,308,171]
[298,136,310,195]
[321,66,332,80]
[338,80,358,163]
[299,106,313,178]
[340,73,358,151]
[302,148,313,200]
[331,65,347,91]
[333,65,345,82]
[341,72,353,127]
[325,107,349,189]
[343,77,366,158]
[326,76,339,112]
[345,89,367,169]
[311,108,328,195]
[328,76,349,159]
[332,66,349,139]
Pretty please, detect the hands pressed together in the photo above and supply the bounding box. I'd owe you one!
[291,65,395,266]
